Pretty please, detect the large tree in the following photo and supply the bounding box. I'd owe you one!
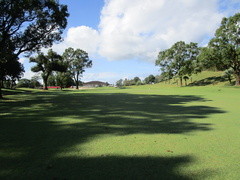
[30,49,67,90]
[0,0,69,98]
[156,41,200,86]
[63,47,92,89]
[0,56,24,89]
[198,13,240,86]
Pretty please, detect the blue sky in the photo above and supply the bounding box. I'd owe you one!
[20,0,240,84]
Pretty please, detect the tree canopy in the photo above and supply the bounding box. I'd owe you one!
[156,41,200,86]
[63,47,92,89]
[198,13,240,85]
[30,49,67,90]
[0,0,69,97]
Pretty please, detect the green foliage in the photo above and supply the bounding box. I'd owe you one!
[144,74,155,84]
[116,79,123,87]
[56,72,74,89]
[30,75,41,88]
[198,13,240,85]
[30,49,67,90]
[222,69,234,84]
[0,56,25,89]
[0,0,69,57]
[63,47,92,89]
[16,78,33,88]
[0,0,69,98]
[156,41,200,86]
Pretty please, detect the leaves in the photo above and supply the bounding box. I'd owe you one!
[199,13,240,85]
[156,41,200,86]
[63,47,92,88]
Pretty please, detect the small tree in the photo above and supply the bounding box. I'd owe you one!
[116,79,123,87]
[31,75,41,88]
[17,78,33,88]
[222,69,234,84]
[63,47,92,89]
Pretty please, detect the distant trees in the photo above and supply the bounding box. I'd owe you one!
[144,74,155,84]
[63,47,92,89]
[30,49,67,90]
[0,0,69,98]
[116,79,123,87]
[156,41,200,86]
[198,13,240,86]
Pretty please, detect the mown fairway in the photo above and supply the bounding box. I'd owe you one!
[0,85,240,179]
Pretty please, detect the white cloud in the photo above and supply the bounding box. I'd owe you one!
[51,0,240,62]
[98,0,227,61]
[51,26,100,56]
[19,57,27,64]
[22,71,40,80]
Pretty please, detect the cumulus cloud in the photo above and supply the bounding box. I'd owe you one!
[98,0,227,61]
[52,26,100,56]
[52,0,240,62]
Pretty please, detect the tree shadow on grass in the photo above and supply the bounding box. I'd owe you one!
[188,76,226,86]
[0,92,225,179]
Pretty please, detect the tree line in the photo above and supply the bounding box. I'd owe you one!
[115,13,240,88]
[155,13,240,86]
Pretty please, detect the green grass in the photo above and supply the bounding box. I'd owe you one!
[1,83,240,179]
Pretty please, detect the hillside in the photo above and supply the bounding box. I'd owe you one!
[161,71,232,87]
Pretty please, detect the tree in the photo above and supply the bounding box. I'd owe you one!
[63,47,92,89]
[17,78,33,88]
[0,0,69,98]
[116,79,123,87]
[30,49,67,90]
[198,13,240,85]
[183,76,189,86]
[30,75,41,88]
[56,72,74,90]
[156,41,200,86]
[222,69,234,84]
[1,56,24,89]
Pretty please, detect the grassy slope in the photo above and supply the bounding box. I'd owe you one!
[0,73,240,179]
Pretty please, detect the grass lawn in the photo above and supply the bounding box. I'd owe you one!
[0,84,240,179]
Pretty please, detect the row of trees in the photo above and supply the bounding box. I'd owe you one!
[156,13,240,86]
[0,0,69,98]
[30,47,92,90]
[115,74,166,87]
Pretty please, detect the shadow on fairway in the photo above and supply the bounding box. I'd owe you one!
[0,92,224,179]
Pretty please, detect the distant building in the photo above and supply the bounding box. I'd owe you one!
[82,81,108,88]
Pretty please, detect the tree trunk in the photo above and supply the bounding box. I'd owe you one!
[43,77,48,90]
[234,73,240,86]
[75,73,79,89]
[228,77,232,84]
[179,77,183,86]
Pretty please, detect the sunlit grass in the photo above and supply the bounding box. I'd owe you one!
[0,84,240,179]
